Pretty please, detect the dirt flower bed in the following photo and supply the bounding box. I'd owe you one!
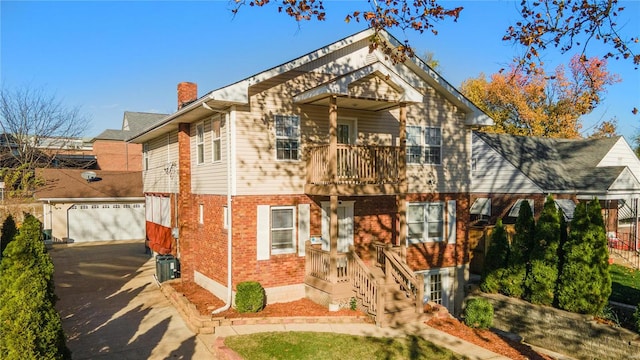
[169,280,363,318]
[427,317,554,360]
[170,280,555,359]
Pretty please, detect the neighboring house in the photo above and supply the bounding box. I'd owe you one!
[34,168,145,243]
[129,28,493,322]
[471,131,640,254]
[91,111,167,171]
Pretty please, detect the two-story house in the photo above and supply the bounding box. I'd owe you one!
[129,29,493,324]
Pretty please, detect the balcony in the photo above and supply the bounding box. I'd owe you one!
[305,144,403,196]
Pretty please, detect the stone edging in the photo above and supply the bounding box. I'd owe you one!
[158,279,372,335]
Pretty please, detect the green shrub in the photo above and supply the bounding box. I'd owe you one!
[0,214,70,359]
[464,298,493,329]
[525,196,560,306]
[0,215,17,257]
[557,199,611,314]
[481,219,509,293]
[235,281,265,313]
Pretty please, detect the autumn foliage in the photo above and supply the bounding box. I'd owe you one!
[461,55,620,138]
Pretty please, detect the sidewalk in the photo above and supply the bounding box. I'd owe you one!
[205,321,513,360]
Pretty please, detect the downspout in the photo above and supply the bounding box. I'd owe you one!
[212,108,234,314]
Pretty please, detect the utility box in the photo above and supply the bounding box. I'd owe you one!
[156,255,180,283]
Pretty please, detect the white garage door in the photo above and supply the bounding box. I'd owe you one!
[68,203,145,242]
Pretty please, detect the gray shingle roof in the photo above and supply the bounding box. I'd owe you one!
[123,112,168,133]
[475,131,623,192]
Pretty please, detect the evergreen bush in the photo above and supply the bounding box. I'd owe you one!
[557,199,611,314]
[0,214,69,359]
[480,219,509,293]
[235,281,265,313]
[503,201,535,298]
[525,196,560,306]
[0,215,17,257]
[463,298,494,329]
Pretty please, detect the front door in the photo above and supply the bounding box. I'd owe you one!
[321,201,354,253]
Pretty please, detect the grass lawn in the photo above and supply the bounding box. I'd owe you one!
[610,264,640,306]
[224,332,464,360]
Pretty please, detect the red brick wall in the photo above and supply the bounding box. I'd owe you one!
[404,193,470,270]
[92,140,142,171]
[179,192,471,290]
[177,123,194,281]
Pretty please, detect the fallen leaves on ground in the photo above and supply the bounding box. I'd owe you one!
[427,317,554,360]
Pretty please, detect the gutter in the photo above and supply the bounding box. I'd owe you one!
[212,108,234,315]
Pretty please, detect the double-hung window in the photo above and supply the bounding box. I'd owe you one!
[212,118,221,162]
[405,126,442,165]
[196,122,204,164]
[424,127,441,164]
[275,115,299,160]
[271,206,296,253]
[407,202,444,243]
[406,126,422,164]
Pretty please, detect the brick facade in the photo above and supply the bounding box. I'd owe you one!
[178,192,471,292]
[92,140,142,171]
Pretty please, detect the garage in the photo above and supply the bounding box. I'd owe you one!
[68,202,145,242]
[36,168,145,243]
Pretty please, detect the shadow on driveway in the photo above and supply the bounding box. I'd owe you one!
[50,240,213,359]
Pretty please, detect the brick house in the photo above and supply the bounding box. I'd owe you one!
[91,111,167,171]
[470,131,640,269]
[129,29,493,323]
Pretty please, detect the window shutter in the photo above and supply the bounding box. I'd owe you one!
[447,200,456,244]
[298,204,310,256]
[256,205,270,260]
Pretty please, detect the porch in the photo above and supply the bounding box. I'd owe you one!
[304,241,424,327]
[305,144,403,196]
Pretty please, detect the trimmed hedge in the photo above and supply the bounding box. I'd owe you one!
[235,281,265,313]
[464,297,494,329]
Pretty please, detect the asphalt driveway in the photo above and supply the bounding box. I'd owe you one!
[50,240,215,359]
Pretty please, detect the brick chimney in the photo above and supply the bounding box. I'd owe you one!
[177,82,197,110]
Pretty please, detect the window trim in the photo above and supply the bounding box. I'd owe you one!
[405,126,443,166]
[274,115,300,161]
[196,121,205,165]
[211,116,221,163]
[198,203,204,225]
[424,126,442,165]
[407,202,444,243]
[270,205,297,254]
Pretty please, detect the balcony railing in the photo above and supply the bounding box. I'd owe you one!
[307,144,401,185]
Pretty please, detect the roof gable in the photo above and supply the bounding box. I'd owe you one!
[474,131,631,194]
[129,28,493,143]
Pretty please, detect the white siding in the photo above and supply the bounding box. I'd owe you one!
[143,131,179,193]
[406,93,472,194]
[598,137,640,181]
[190,114,229,194]
[471,133,542,194]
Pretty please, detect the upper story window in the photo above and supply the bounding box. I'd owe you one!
[275,115,299,161]
[407,202,444,243]
[196,122,204,164]
[405,126,442,165]
[143,143,149,170]
[212,118,221,162]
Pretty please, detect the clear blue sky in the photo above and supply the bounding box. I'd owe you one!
[2,1,639,142]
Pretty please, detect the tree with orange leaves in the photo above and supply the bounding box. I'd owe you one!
[460,55,620,138]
